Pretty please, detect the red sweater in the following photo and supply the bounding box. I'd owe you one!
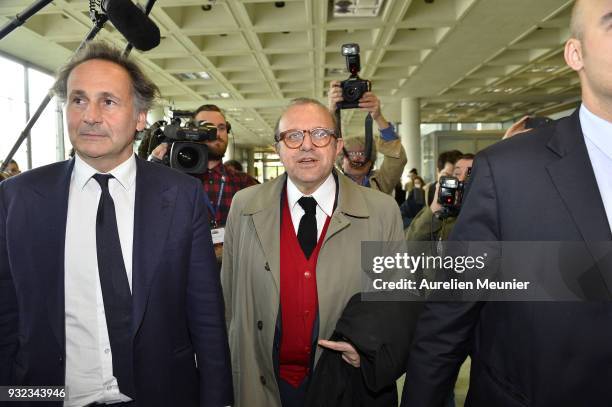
[279,193,331,387]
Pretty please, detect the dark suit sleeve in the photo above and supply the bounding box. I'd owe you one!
[186,182,233,406]
[0,183,18,384]
[401,153,499,407]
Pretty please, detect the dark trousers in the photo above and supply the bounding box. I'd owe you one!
[278,376,310,407]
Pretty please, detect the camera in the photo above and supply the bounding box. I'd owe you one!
[338,43,371,109]
[153,110,218,174]
[437,168,472,218]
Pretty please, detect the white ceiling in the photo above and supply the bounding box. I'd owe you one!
[0,0,578,147]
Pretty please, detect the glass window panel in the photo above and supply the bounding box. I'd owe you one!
[28,67,59,168]
[0,56,27,171]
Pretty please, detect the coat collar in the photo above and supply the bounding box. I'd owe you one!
[545,109,612,296]
[243,171,369,219]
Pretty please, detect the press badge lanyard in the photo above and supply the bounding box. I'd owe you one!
[206,166,226,229]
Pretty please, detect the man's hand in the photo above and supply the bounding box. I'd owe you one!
[358,92,381,120]
[503,116,531,140]
[150,143,169,161]
[328,80,344,112]
[429,169,452,213]
[318,339,360,368]
[430,183,443,213]
[359,91,390,129]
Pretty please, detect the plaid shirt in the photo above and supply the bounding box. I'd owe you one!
[198,163,258,227]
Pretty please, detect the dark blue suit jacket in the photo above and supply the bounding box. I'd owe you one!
[0,157,233,406]
[402,110,612,407]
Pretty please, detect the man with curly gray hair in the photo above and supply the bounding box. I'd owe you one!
[0,41,233,407]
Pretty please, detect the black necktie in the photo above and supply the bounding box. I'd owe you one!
[297,196,318,259]
[93,174,135,397]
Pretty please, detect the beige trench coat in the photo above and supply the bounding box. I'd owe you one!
[221,172,404,407]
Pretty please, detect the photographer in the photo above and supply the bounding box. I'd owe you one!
[151,104,257,228]
[328,81,407,194]
[405,154,474,241]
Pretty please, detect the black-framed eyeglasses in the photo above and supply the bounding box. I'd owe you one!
[275,127,337,149]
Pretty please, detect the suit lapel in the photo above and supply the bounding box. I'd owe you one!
[131,159,177,335]
[30,160,73,353]
[546,111,612,295]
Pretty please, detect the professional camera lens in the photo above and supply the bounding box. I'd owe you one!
[344,85,361,102]
[177,147,200,169]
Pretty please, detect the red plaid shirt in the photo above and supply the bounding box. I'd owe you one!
[198,163,258,227]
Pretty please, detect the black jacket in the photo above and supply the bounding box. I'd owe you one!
[402,110,612,407]
[306,294,422,407]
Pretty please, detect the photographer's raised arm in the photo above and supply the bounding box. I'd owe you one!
[328,80,344,112]
[357,91,391,130]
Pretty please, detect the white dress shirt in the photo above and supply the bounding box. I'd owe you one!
[64,154,136,406]
[286,173,336,241]
[579,105,612,232]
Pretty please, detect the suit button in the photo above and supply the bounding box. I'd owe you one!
[260,375,266,385]
[257,320,263,330]
[304,271,311,279]
[264,262,270,271]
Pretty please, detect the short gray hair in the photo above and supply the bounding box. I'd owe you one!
[52,41,160,112]
[570,0,584,41]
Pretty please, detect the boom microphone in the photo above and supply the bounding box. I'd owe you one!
[102,0,160,51]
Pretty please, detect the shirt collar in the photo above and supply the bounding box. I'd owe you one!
[287,173,335,218]
[580,104,612,161]
[73,153,137,191]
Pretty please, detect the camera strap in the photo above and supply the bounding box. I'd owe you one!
[339,112,375,171]
[363,112,373,163]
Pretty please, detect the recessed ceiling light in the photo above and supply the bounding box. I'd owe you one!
[201,5,212,11]
[220,92,230,98]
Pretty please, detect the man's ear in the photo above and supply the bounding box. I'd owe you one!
[335,138,344,157]
[564,38,584,72]
[136,111,147,132]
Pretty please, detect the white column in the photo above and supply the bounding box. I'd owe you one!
[399,97,421,182]
[225,143,234,161]
[147,106,166,123]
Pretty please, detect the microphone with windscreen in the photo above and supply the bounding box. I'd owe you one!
[102,0,160,51]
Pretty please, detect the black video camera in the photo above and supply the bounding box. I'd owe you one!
[153,110,217,174]
[437,168,472,218]
[338,43,371,109]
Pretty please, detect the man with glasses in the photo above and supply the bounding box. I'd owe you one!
[328,81,407,195]
[152,104,257,228]
[221,98,404,406]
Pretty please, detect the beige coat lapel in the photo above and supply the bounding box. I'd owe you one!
[324,173,370,243]
[243,175,286,292]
